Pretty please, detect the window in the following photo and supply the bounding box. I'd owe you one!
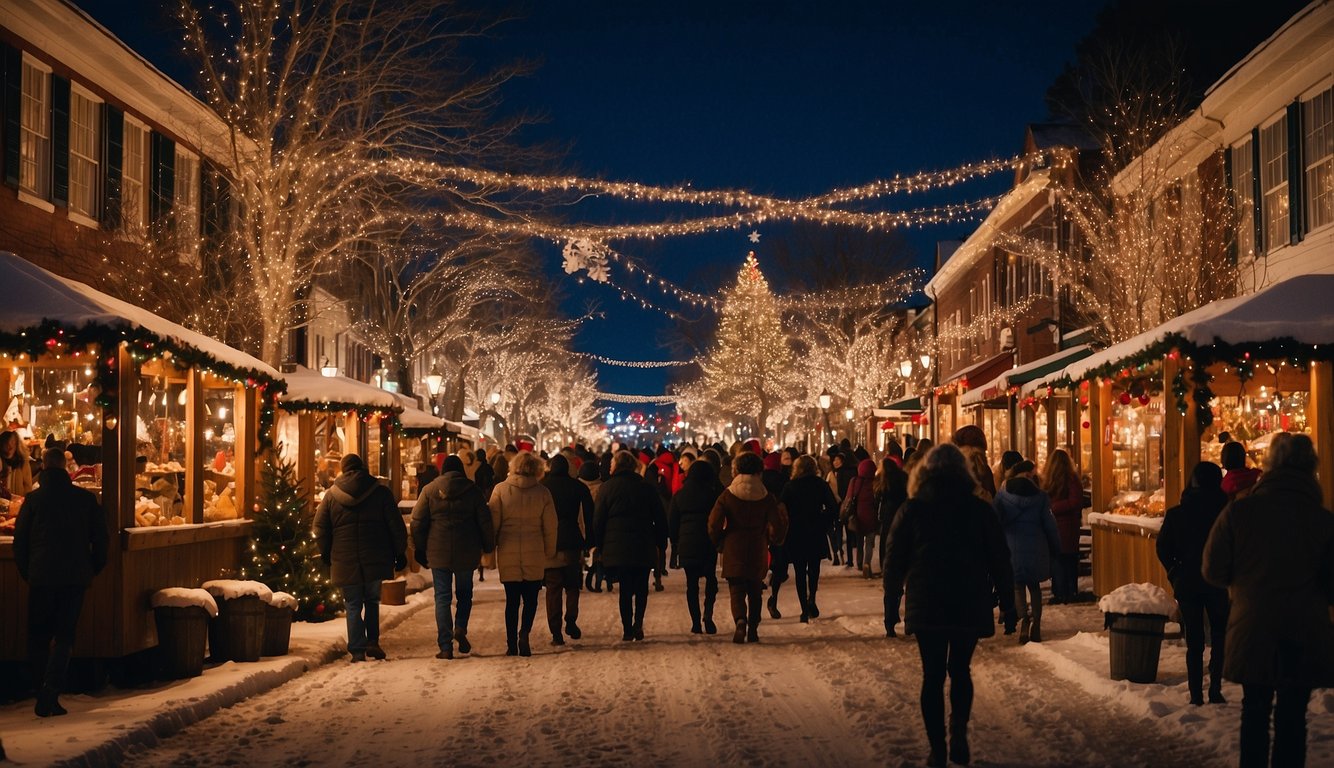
[1259,115,1289,253]
[67,87,101,221]
[1231,139,1256,261]
[174,147,200,258]
[19,57,50,199]
[122,117,148,231]
[1305,86,1334,232]
[981,275,992,340]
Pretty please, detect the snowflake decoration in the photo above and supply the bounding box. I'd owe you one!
[748,230,762,243]
[562,239,610,283]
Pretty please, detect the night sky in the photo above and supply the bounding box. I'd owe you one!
[75,0,1108,407]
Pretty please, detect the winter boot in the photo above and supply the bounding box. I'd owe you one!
[1018,617,1031,644]
[435,647,454,660]
[949,718,971,765]
[456,631,472,656]
[518,632,532,657]
[551,632,565,646]
[733,618,747,644]
[565,621,582,640]
[34,688,67,718]
[766,593,781,620]
[366,642,387,660]
[633,623,645,642]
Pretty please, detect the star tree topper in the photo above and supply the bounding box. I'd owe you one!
[748,230,762,243]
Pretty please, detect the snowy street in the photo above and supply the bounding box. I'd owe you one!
[113,569,1235,768]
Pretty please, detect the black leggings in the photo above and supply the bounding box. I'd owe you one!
[915,632,980,747]
[615,567,650,631]
[684,565,718,626]
[1177,588,1228,696]
[502,580,542,647]
[791,557,822,614]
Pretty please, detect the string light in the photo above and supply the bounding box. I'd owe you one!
[578,354,700,368]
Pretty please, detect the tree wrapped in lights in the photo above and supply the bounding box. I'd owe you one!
[697,252,801,438]
[241,448,339,621]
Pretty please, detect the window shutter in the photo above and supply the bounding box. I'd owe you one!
[1287,100,1303,243]
[102,103,123,229]
[51,74,69,206]
[1251,128,1263,256]
[1,43,20,189]
[149,130,174,223]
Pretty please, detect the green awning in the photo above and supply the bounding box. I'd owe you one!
[1005,345,1094,386]
[879,397,922,413]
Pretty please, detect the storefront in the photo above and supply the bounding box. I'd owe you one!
[392,394,446,502]
[0,253,279,660]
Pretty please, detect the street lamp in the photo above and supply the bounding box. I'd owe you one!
[424,366,443,397]
[818,389,832,411]
[818,388,832,451]
[899,359,913,378]
[490,390,501,407]
[920,353,932,370]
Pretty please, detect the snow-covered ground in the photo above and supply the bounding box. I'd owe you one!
[4,569,1328,767]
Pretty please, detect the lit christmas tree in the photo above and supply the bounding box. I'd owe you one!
[698,252,800,438]
[241,448,340,621]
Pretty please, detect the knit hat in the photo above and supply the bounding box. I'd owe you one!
[340,454,365,473]
[441,455,465,475]
[743,438,762,455]
[763,452,783,472]
[578,461,600,481]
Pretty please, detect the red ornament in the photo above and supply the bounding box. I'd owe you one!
[1079,380,1090,390]
[1079,395,1089,406]
[880,419,895,431]
[1137,393,1151,406]
[315,602,326,615]
[1118,392,1132,405]
[1081,420,1091,429]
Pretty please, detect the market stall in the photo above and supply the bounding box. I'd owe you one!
[274,366,402,506]
[391,393,446,502]
[1039,275,1334,595]
[0,253,280,661]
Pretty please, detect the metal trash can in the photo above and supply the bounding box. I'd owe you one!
[1106,611,1167,683]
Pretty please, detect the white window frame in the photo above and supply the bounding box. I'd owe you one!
[120,114,150,234]
[1303,83,1334,234]
[66,82,102,228]
[1231,137,1256,262]
[18,54,53,211]
[1259,113,1290,254]
[173,146,201,261]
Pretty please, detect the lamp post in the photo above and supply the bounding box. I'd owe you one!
[845,407,856,445]
[424,366,443,415]
[818,389,832,452]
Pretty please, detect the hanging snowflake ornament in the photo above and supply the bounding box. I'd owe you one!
[562,239,610,283]
[748,230,762,243]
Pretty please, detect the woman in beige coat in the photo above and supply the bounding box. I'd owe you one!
[490,451,558,656]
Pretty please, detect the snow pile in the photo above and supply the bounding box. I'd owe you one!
[201,579,274,602]
[1098,582,1176,617]
[266,592,298,611]
[404,569,431,592]
[150,588,219,617]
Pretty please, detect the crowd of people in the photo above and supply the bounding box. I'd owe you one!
[303,424,1331,768]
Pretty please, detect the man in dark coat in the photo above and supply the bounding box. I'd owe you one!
[14,448,106,717]
[592,450,668,641]
[1204,434,1334,768]
[314,454,407,662]
[542,454,594,645]
[412,455,494,659]
[669,460,724,634]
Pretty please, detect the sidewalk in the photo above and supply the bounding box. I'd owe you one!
[0,591,432,767]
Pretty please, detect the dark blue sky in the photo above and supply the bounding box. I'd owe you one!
[78,0,1107,405]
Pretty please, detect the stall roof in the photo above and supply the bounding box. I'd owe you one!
[960,372,1009,407]
[964,345,1096,405]
[277,366,402,412]
[444,419,481,439]
[392,393,445,431]
[1059,275,1334,383]
[0,251,277,380]
[874,397,922,417]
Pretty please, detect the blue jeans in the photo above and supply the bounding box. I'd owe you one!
[432,568,474,651]
[342,581,382,655]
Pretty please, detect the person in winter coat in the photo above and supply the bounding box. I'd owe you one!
[708,452,789,644]
[593,451,669,641]
[1156,461,1230,705]
[542,454,594,645]
[314,454,407,663]
[1040,448,1083,603]
[993,460,1060,644]
[652,448,679,500]
[841,458,879,578]
[642,461,672,592]
[578,461,610,593]
[885,443,1016,768]
[761,452,790,617]
[471,448,497,585]
[1,430,34,496]
[875,456,909,636]
[673,446,697,496]
[411,455,495,659]
[14,448,106,717]
[826,451,856,566]
[669,460,724,634]
[1203,433,1334,768]
[780,455,840,622]
[489,451,558,657]
[1220,441,1261,501]
[951,425,995,499]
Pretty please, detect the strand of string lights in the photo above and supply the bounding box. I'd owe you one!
[594,392,680,405]
[578,353,700,368]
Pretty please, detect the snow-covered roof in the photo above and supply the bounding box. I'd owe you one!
[1059,275,1334,383]
[277,366,401,412]
[444,419,481,439]
[391,393,445,431]
[924,170,1049,296]
[0,252,277,380]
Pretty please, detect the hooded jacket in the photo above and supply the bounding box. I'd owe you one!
[1204,469,1334,687]
[489,473,558,582]
[993,476,1060,584]
[708,473,788,581]
[410,471,495,573]
[592,468,668,570]
[13,468,106,587]
[542,455,595,556]
[1155,484,1228,598]
[669,461,724,570]
[314,469,406,587]
[652,451,679,499]
[842,459,879,535]
[780,473,839,562]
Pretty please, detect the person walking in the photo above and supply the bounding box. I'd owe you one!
[761,451,790,617]
[780,455,839,623]
[1204,434,1334,767]
[13,448,106,716]
[884,444,1016,767]
[951,425,995,498]
[709,452,788,644]
[490,451,558,657]
[825,451,855,566]
[1041,449,1083,603]
[1156,461,1230,705]
[542,454,594,645]
[669,459,724,634]
[875,455,909,636]
[841,458,879,578]
[993,460,1060,644]
[314,454,407,662]
[411,455,494,659]
[577,461,609,593]
[593,450,668,641]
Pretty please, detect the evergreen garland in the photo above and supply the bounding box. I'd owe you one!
[240,446,341,621]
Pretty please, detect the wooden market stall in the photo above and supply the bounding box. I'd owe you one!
[0,253,280,661]
[1036,275,1334,596]
[391,393,446,502]
[274,366,403,508]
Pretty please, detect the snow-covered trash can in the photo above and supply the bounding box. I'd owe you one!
[202,580,273,663]
[262,592,298,656]
[380,577,407,606]
[1098,583,1176,683]
[151,588,218,679]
